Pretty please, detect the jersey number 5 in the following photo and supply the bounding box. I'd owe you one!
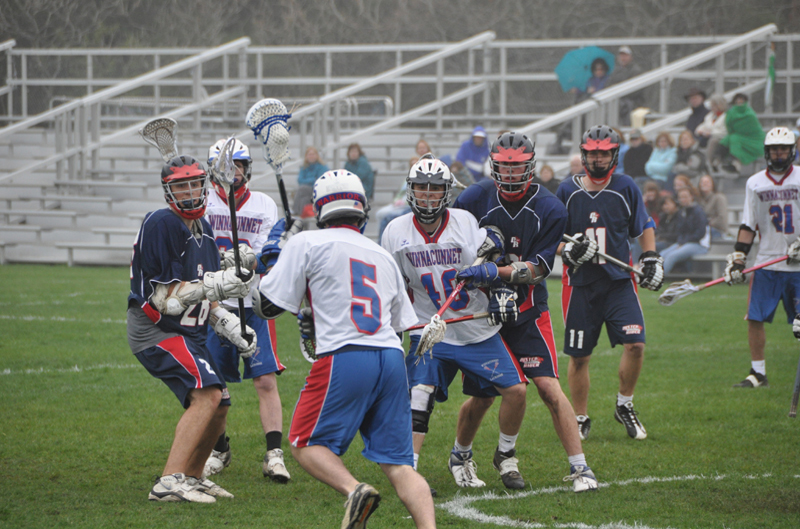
[350,259,382,335]
[769,205,795,234]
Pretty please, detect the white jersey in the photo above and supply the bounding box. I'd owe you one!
[260,226,417,355]
[741,166,800,272]
[381,209,498,346]
[206,189,279,308]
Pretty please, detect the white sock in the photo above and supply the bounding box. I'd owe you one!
[454,439,472,453]
[568,453,587,469]
[413,453,419,471]
[751,360,766,376]
[617,393,633,407]
[498,432,518,453]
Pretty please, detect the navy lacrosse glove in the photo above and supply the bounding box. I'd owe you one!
[488,285,518,326]
[456,262,502,289]
[259,218,303,271]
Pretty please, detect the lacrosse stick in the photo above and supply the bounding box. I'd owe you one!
[562,233,643,278]
[212,136,252,342]
[790,351,800,418]
[246,98,293,227]
[138,117,178,162]
[407,312,489,331]
[658,255,789,306]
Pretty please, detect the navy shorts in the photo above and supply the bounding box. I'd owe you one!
[135,335,230,409]
[746,269,800,323]
[562,277,645,358]
[289,347,413,466]
[406,333,527,402]
[206,307,286,383]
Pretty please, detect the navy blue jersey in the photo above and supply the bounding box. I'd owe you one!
[453,180,568,323]
[129,209,220,342]
[556,173,649,286]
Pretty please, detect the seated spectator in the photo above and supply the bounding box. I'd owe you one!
[685,87,710,144]
[696,174,729,240]
[625,128,653,183]
[415,138,432,158]
[606,46,644,125]
[672,174,694,197]
[449,160,474,200]
[613,126,630,174]
[642,181,662,227]
[719,92,766,172]
[533,164,560,194]
[645,132,677,186]
[660,187,709,274]
[344,142,375,199]
[456,126,490,181]
[572,58,609,103]
[656,195,681,253]
[694,94,728,171]
[672,130,709,184]
[565,154,583,178]
[294,146,329,217]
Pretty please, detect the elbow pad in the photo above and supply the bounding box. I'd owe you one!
[508,261,546,285]
[150,282,205,316]
[250,288,285,320]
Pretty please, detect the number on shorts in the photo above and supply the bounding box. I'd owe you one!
[569,329,585,349]
[350,259,382,335]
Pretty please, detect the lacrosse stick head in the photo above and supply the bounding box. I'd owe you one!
[139,118,178,162]
[299,336,318,363]
[657,279,699,306]
[208,137,252,200]
[208,136,237,194]
[416,314,447,359]
[245,98,292,171]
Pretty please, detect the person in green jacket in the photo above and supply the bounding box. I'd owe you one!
[344,143,375,200]
[719,93,766,171]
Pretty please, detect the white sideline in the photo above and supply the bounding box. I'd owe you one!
[1,363,139,376]
[0,314,126,324]
[438,473,775,529]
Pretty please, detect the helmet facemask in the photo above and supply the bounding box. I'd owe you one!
[161,158,209,220]
[580,126,620,184]
[407,154,453,224]
[489,133,536,201]
[764,127,796,174]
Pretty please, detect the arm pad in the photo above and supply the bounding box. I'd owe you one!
[507,261,546,285]
[250,288,285,320]
[151,281,205,315]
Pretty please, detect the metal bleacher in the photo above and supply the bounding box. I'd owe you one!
[0,26,798,269]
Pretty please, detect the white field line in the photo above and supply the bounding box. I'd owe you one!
[0,314,126,324]
[438,473,775,529]
[1,363,139,376]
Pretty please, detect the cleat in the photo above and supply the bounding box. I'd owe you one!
[576,415,592,441]
[614,401,647,440]
[492,447,525,489]
[448,449,485,488]
[341,482,380,529]
[186,476,234,499]
[733,369,769,388]
[563,465,598,493]
[202,448,231,479]
[148,473,216,503]
[263,448,291,483]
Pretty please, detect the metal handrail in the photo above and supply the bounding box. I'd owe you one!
[0,40,16,52]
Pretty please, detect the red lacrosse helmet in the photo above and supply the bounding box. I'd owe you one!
[489,132,536,201]
[580,125,620,184]
[160,155,209,220]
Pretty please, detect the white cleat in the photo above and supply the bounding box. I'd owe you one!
[263,448,291,483]
[186,476,234,499]
[148,473,216,503]
[448,449,486,488]
[563,465,598,493]
[202,448,232,479]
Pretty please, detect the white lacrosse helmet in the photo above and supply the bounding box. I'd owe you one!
[208,138,252,199]
[407,154,453,224]
[764,127,797,173]
[312,169,370,231]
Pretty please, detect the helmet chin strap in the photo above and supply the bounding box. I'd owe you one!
[585,162,616,185]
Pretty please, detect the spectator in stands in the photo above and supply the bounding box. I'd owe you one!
[694,94,728,172]
[532,164,560,194]
[697,174,729,240]
[570,58,610,106]
[294,146,329,217]
[685,88,710,144]
[606,46,644,125]
[660,187,709,274]
[376,156,419,244]
[672,174,694,197]
[719,92,766,173]
[613,127,630,174]
[625,129,653,183]
[672,130,709,185]
[456,126,490,181]
[565,154,583,179]
[344,143,375,200]
[643,181,662,227]
[415,138,432,159]
[449,160,474,200]
[645,132,677,186]
[656,196,680,253]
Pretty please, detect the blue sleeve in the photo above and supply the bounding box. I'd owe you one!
[526,198,567,274]
[626,180,649,238]
[140,219,184,284]
[555,183,573,234]
[452,183,483,221]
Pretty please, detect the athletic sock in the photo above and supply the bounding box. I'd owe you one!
[453,439,472,453]
[617,393,633,407]
[498,432,519,453]
[266,431,283,451]
[751,360,766,376]
[413,453,419,471]
[214,432,230,452]
[568,453,587,469]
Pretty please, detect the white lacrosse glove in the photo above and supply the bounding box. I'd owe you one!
[212,307,257,358]
[788,238,800,264]
[476,225,505,262]
[563,233,598,270]
[416,315,446,358]
[204,268,255,302]
[221,244,257,272]
[488,286,518,326]
[723,252,747,285]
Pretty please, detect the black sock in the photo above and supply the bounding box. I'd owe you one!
[214,432,230,452]
[266,431,282,451]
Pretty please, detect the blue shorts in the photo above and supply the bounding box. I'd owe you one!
[406,333,527,402]
[747,269,800,323]
[289,347,413,466]
[135,335,231,409]
[562,277,645,358]
[206,307,286,383]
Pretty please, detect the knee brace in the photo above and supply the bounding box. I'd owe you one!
[410,384,436,434]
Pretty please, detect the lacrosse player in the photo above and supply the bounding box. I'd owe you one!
[725,127,800,388]
[556,125,662,442]
[252,169,436,529]
[202,138,291,483]
[381,154,528,490]
[127,156,256,502]
[454,132,598,493]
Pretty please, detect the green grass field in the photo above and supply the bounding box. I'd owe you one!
[1,264,798,528]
